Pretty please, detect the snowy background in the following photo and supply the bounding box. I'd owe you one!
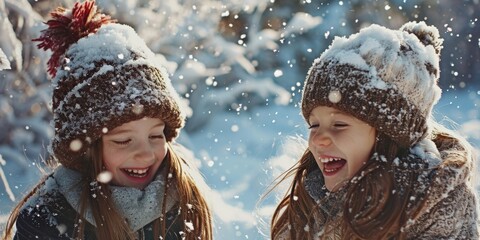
[0,0,479,239]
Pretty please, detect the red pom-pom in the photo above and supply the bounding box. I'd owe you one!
[33,0,116,77]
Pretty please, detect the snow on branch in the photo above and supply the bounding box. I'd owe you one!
[0,0,23,71]
[0,154,15,201]
[282,12,323,37]
[213,77,291,106]
[0,48,11,70]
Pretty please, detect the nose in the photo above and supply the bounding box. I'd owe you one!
[134,140,155,164]
[310,130,332,148]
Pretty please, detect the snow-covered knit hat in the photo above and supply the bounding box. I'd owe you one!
[34,1,184,170]
[302,21,443,147]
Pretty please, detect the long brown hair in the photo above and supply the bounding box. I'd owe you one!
[270,122,472,240]
[4,141,212,240]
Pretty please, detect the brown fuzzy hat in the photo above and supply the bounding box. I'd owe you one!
[35,1,184,170]
[301,21,443,147]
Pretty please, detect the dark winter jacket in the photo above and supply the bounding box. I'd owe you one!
[13,166,183,240]
[293,136,479,239]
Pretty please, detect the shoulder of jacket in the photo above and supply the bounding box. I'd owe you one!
[405,136,478,227]
[410,136,474,188]
[16,187,81,239]
[400,136,477,217]
[21,188,70,216]
[21,173,69,213]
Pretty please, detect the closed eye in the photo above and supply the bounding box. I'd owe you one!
[113,139,131,145]
[150,134,165,140]
[333,122,349,128]
[308,124,319,129]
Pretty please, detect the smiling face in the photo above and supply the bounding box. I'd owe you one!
[102,117,167,189]
[308,106,376,192]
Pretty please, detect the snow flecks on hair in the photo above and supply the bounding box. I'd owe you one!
[33,0,115,77]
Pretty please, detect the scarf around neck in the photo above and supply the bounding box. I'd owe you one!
[304,168,345,218]
[47,165,178,232]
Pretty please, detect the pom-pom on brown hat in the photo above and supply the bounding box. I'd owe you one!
[301,22,443,147]
[34,1,184,170]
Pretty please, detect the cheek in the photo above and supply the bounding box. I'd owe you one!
[347,155,368,178]
[102,154,116,170]
[102,146,123,170]
[348,144,374,175]
[307,141,318,161]
[344,139,372,171]
[156,143,168,159]
[307,135,316,150]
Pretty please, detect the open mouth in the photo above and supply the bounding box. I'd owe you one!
[320,157,347,175]
[122,168,150,178]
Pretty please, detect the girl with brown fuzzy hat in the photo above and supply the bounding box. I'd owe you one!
[270,21,479,239]
[4,1,212,239]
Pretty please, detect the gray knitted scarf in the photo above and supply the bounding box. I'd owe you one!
[52,165,178,231]
[304,168,345,219]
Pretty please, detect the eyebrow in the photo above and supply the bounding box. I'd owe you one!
[106,122,165,135]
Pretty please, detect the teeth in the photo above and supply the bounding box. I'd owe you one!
[320,157,342,163]
[124,168,148,174]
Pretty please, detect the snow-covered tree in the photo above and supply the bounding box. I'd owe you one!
[0,0,52,190]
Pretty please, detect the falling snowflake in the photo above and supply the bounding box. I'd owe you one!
[69,139,83,152]
[328,90,342,103]
[97,171,113,183]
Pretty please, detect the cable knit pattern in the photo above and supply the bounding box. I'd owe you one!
[293,135,480,239]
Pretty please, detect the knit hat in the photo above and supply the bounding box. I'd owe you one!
[34,1,184,170]
[301,21,443,147]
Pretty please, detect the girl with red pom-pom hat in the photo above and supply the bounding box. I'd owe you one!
[4,1,213,239]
